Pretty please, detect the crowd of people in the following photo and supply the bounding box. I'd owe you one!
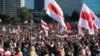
[0,22,99,56]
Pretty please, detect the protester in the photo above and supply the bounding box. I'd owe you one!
[29,46,37,56]
[4,48,11,56]
[0,22,99,56]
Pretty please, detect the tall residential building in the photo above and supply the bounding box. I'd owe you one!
[20,0,25,7]
[25,0,50,11]
[0,0,3,13]
[44,0,50,10]
[25,0,45,11]
[0,0,22,16]
[56,0,83,16]
[34,0,44,11]
[25,0,34,9]
[25,0,83,15]
[0,0,100,16]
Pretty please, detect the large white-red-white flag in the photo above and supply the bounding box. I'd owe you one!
[41,20,49,37]
[46,0,66,29]
[78,3,100,35]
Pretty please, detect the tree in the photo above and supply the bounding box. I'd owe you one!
[0,14,7,24]
[71,10,79,21]
[8,15,18,25]
[18,7,33,23]
[0,13,18,25]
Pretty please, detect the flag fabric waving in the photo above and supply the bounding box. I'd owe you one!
[66,22,72,33]
[44,29,49,37]
[78,26,84,37]
[41,20,49,37]
[78,3,100,35]
[41,20,49,30]
[49,22,54,30]
[66,22,72,30]
[46,0,66,29]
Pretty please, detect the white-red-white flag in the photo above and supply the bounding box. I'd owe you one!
[59,25,64,33]
[66,22,72,33]
[41,20,49,37]
[49,22,54,30]
[46,0,66,29]
[78,3,100,35]
[41,20,49,30]
[44,29,49,37]
[66,22,72,30]
[78,26,84,37]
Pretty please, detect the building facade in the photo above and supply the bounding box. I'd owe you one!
[24,0,83,15]
[24,0,100,15]
[0,0,100,16]
[20,0,25,7]
[84,0,100,14]
[25,0,34,9]
[0,0,3,13]
[55,0,83,16]
[0,0,21,16]
[25,0,45,11]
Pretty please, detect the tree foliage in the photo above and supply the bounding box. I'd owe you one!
[71,10,79,21]
[0,13,18,25]
[18,7,33,23]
